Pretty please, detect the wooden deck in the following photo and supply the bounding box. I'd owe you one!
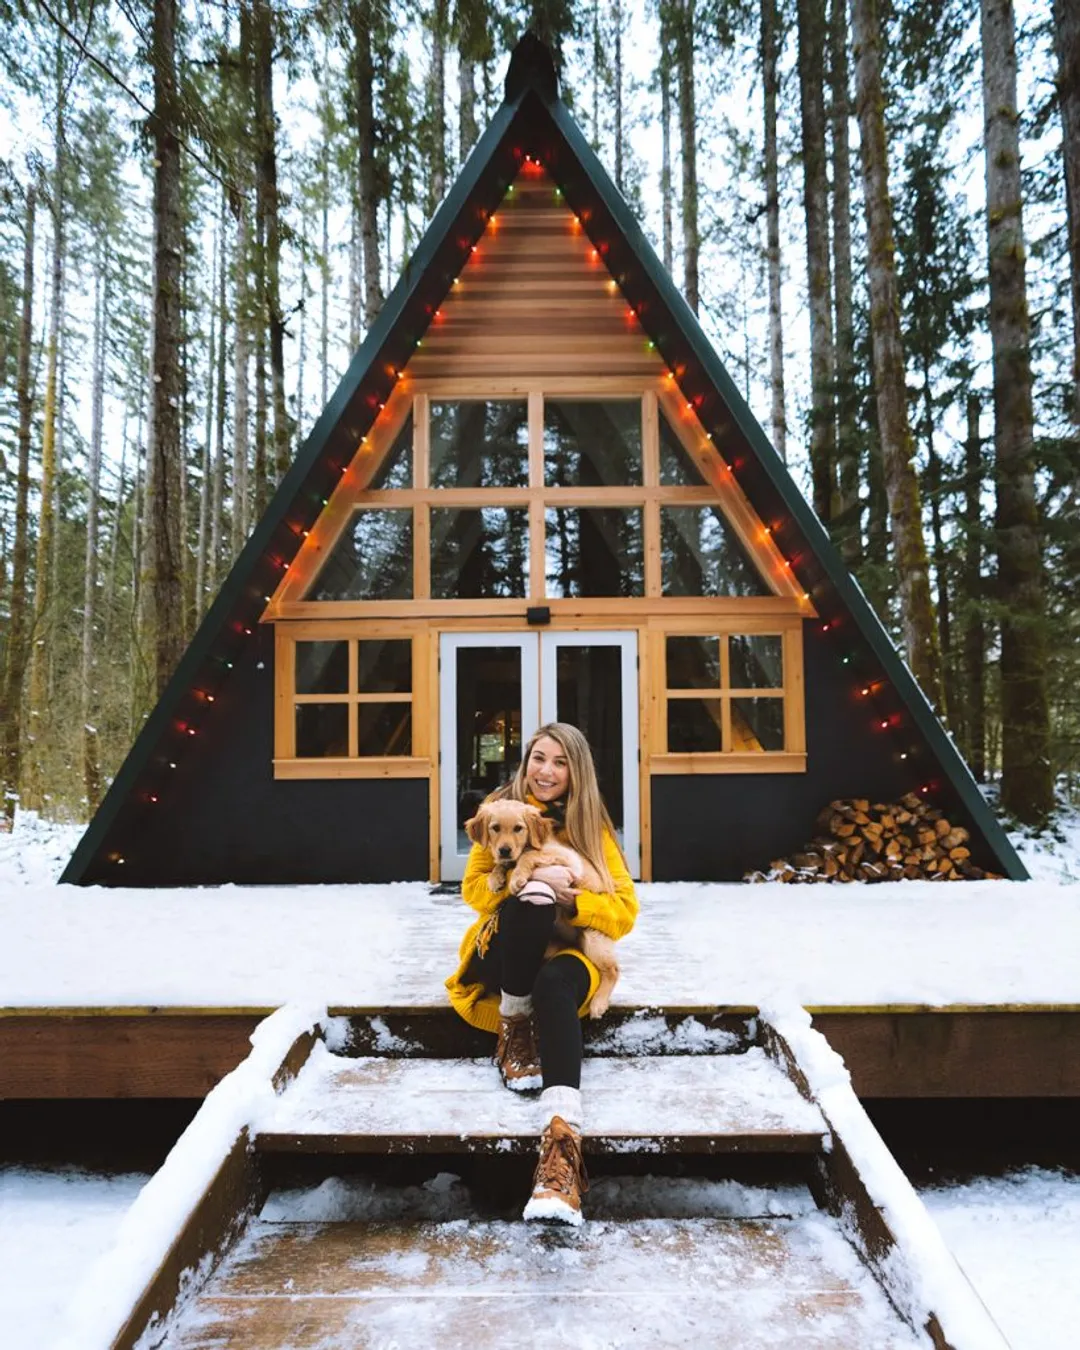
[163,1214,923,1349]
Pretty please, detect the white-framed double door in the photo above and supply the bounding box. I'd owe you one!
[439,631,639,881]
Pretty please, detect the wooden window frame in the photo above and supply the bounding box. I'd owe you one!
[648,616,807,775]
[264,380,813,620]
[273,621,431,779]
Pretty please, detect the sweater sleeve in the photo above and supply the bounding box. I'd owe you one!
[568,831,639,941]
[461,842,510,916]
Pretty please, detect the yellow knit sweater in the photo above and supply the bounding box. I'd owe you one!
[445,815,639,1034]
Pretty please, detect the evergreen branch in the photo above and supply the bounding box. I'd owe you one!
[33,0,243,198]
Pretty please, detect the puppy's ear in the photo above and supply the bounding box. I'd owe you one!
[524,806,552,850]
[465,808,489,847]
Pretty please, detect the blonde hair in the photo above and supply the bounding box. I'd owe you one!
[493,722,619,893]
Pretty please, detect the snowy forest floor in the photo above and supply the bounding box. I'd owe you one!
[2,809,1079,1346]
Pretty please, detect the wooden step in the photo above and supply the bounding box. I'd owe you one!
[254,1046,827,1156]
[163,1215,922,1349]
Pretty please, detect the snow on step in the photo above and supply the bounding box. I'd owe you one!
[165,1215,921,1349]
[255,1043,827,1152]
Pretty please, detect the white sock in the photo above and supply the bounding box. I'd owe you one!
[540,1085,583,1132]
[500,992,533,1018]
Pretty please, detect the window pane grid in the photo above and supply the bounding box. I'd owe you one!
[290,638,414,759]
[664,632,786,754]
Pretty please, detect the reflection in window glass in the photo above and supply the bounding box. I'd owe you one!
[731,698,784,751]
[729,635,783,689]
[658,408,703,485]
[668,699,723,753]
[296,641,348,694]
[545,507,644,597]
[544,400,642,486]
[666,636,720,689]
[308,510,413,600]
[368,412,412,489]
[296,704,349,757]
[431,508,529,598]
[661,506,768,597]
[358,640,412,692]
[358,704,412,756]
[430,401,529,488]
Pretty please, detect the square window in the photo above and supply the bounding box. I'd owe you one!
[545,507,644,597]
[544,399,642,486]
[358,640,412,693]
[729,635,783,689]
[358,704,412,756]
[666,636,720,689]
[431,507,529,598]
[430,400,529,488]
[661,506,768,597]
[296,704,349,757]
[668,699,723,753]
[731,698,785,752]
[296,641,348,695]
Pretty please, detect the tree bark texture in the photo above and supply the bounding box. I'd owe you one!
[659,5,674,275]
[145,0,186,697]
[353,1,384,329]
[196,221,216,618]
[1053,0,1080,425]
[798,0,838,525]
[675,0,698,313]
[232,198,251,555]
[428,0,448,213]
[962,394,986,782]
[614,0,624,193]
[254,0,291,490]
[210,187,228,595]
[851,0,944,714]
[980,0,1052,821]
[761,0,788,462]
[0,185,35,825]
[830,0,860,558]
[82,264,105,812]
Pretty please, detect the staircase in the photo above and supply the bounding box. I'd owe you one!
[64,1006,1009,1350]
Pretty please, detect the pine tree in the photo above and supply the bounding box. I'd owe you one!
[980,0,1053,821]
[761,0,787,462]
[1053,0,1080,427]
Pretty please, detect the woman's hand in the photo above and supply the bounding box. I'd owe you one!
[530,864,579,912]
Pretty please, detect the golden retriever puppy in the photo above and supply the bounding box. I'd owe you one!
[465,799,619,1017]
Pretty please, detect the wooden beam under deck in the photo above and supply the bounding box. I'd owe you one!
[3,1005,1080,1102]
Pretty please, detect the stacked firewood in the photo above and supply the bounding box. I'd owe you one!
[746,793,1002,883]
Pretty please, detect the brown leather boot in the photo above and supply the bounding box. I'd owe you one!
[523,1115,589,1226]
[494,1013,541,1092]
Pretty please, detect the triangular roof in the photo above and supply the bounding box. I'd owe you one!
[63,33,1025,883]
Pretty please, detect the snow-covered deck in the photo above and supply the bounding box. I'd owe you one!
[3,875,1078,1009]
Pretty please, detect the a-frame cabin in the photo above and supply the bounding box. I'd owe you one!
[63,35,1025,887]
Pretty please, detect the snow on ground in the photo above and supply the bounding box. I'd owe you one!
[920,1168,1080,1350]
[0,1168,148,1348]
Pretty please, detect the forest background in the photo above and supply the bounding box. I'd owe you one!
[0,0,1076,832]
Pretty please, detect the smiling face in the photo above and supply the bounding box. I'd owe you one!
[525,735,571,804]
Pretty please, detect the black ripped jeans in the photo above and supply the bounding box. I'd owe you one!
[465,896,591,1089]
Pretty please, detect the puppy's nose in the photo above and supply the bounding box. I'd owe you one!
[498,846,513,858]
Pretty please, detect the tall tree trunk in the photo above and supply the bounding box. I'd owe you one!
[354,1,384,328]
[458,40,477,161]
[196,218,216,618]
[210,188,229,592]
[232,199,251,555]
[761,0,788,462]
[0,185,35,825]
[144,0,186,698]
[592,0,601,145]
[851,0,943,711]
[428,0,448,213]
[830,0,859,559]
[81,263,105,813]
[659,5,674,275]
[253,0,289,488]
[962,394,986,782]
[320,35,331,407]
[348,200,362,350]
[26,70,66,813]
[798,0,838,525]
[613,0,624,193]
[103,411,127,656]
[1053,0,1080,427]
[980,0,1052,821]
[674,0,698,313]
[921,362,957,728]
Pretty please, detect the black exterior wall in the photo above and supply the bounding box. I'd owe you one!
[651,621,1000,881]
[80,626,429,886]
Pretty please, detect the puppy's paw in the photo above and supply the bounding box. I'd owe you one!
[487,868,506,894]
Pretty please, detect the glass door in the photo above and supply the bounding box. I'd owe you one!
[440,631,640,880]
[540,632,640,875]
[439,634,539,880]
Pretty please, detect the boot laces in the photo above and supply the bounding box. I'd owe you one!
[537,1125,589,1195]
[506,1015,536,1069]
